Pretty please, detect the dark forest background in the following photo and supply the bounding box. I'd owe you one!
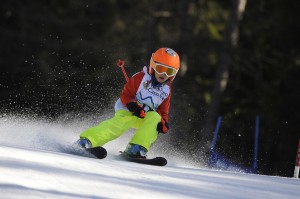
[1,0,300,177]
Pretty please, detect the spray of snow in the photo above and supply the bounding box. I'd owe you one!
[0,113,201,168]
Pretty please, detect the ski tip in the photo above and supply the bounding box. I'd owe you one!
[154,157,167,166]
[87,147,107,159]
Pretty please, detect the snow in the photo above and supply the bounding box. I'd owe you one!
[0,115,299,199]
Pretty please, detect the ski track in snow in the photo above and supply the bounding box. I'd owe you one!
[0,115,299,199]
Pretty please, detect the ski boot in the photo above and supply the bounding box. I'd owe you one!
[77,138,92,149]
[124,143,147,158]
[76,138,107,159]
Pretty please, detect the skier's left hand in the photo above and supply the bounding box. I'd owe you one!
[157,119,169,134]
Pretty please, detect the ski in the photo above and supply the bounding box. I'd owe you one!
[69,142,166,165]
[67,143,107,159]
[119,152,167,166]
[87,147,107,159]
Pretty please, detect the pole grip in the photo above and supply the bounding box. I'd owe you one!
[293,139,300,178]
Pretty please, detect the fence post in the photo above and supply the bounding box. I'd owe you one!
[293,139,300,178]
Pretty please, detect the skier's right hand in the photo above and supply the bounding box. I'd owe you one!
[127,102,146,118]
[157,119,169,134]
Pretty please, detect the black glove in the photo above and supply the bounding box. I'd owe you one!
[127,102,146,118]
[157,120,169,134]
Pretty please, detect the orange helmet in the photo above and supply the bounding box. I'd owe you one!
[149,48,180,81]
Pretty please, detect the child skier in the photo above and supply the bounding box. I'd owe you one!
[78,47,180,158]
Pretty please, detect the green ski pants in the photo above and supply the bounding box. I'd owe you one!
[80,110,161,151]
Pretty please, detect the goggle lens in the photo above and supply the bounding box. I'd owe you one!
[154,63,177,77]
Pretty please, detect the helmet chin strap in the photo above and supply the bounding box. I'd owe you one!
[151,73,169,87]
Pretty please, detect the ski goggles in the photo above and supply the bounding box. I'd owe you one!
[153,62,178,77]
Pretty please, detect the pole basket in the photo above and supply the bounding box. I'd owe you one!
[294,139,300,178]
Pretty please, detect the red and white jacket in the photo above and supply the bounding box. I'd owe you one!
[114,66,171,122]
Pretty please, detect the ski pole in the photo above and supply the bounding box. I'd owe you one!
[116,59,146,118]
[117,59,129,82]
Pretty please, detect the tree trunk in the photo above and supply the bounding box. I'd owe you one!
[203,0,247,144]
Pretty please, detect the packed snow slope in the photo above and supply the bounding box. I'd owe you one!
[0,115,299,199]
